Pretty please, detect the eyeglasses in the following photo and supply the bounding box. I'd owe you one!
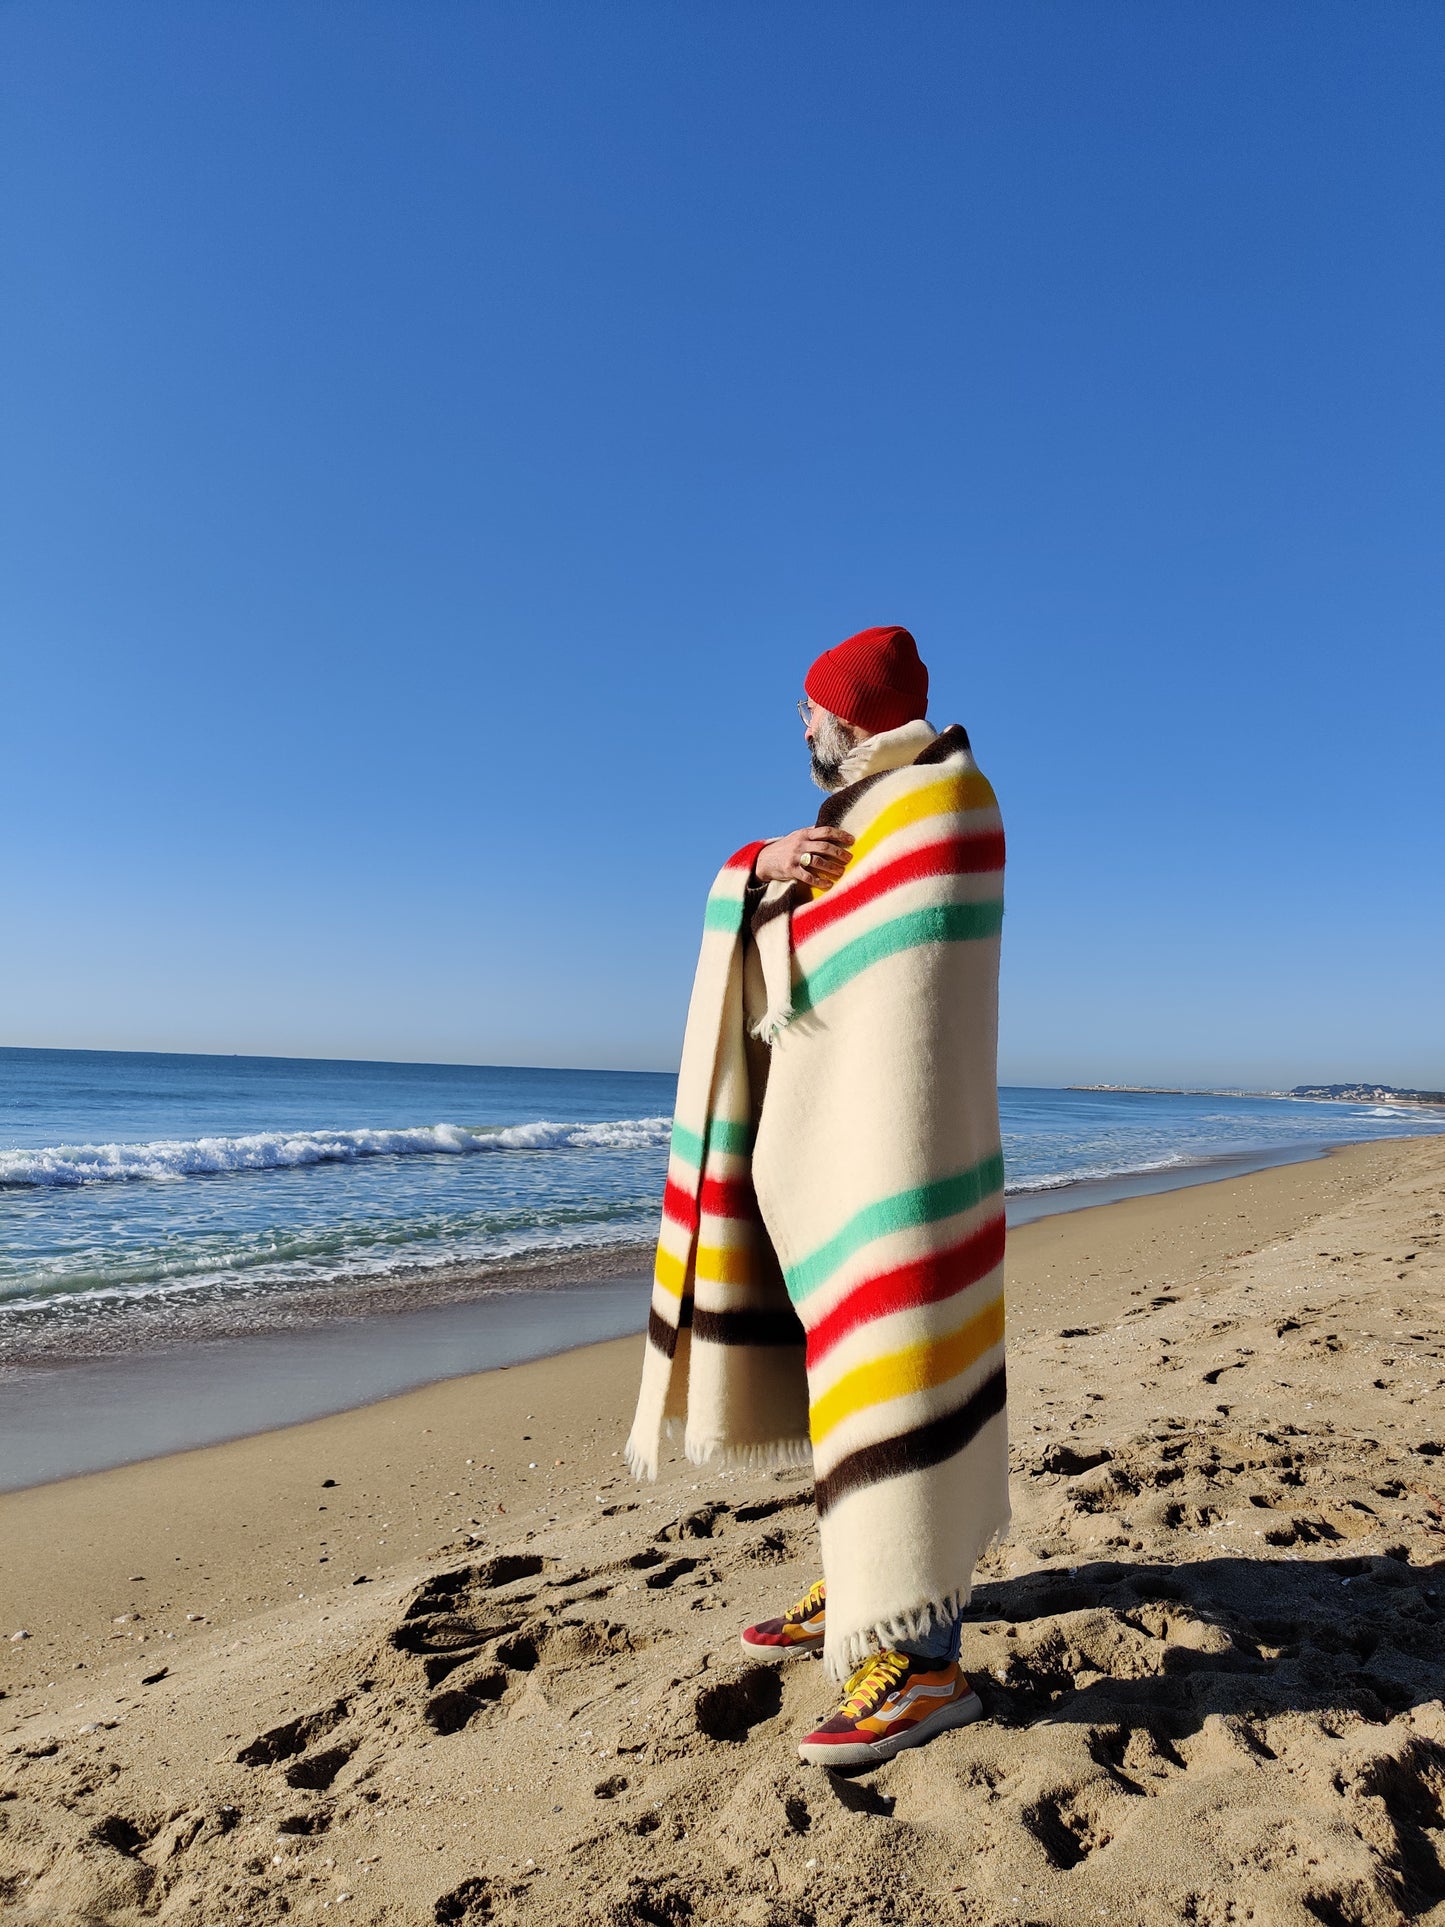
[796,697,813,725]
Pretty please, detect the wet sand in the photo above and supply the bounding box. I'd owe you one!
[2,1136,1442,1926]
[0,1276,650,1493]
[0,1141,1339,1494]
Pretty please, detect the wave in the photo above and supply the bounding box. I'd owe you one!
[0,1117,672,1189]
[0,1220,660,1321]
[1003,1151,1188,1195]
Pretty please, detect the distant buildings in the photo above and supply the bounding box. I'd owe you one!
[1290,1083,1445,1106]
[1065,1082,1445,1106]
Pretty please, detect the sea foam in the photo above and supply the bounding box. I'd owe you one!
[0,1117,672,1188]
[1003,1151,1187,1194]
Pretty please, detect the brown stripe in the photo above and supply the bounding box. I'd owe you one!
[914,723,970,765]
[812,1364,1007,1519]
[815,765,893,827]
[692,1307,805,1348]
[647,1296,693,1359]
[813,723,970,826]
[750,884,802,937]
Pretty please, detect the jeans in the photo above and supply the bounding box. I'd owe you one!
[895,1608,963,1665]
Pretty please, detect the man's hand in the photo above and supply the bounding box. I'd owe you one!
[755,826,855,889]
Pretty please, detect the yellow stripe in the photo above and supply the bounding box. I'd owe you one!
[654,1245,688,1299]
[695,1242,753,1285]
[656,1238,754,1296]
[809,772,998,899]
[808,1295,1006,1444]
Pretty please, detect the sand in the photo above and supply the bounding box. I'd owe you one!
[2,1137,1442,1926]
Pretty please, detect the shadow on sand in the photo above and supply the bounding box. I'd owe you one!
[962,1550,1444,1737]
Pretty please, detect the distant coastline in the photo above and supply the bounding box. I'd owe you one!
[1068,1082,1445,1109]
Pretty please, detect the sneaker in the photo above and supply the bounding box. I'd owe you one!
[796,1650,983,1766]
[740,1579,827,1661]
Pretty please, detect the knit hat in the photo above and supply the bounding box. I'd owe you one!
[804,626,929,735]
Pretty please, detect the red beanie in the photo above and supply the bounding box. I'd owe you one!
[804,625,929,735]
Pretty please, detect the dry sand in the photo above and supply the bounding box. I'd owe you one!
[2,1137,1442,1927]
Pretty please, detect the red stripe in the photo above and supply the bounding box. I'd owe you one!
[804,1216,1006,1367]
[663,1173,756,1234]
[662,1176,699,1232]
[793,830,1005,945]
[725,840,769,871]
[700,1174,756,1219]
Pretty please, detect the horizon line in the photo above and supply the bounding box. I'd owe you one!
[3,1040,1430,1097]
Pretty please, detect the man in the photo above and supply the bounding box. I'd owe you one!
[627,625,1009,1769]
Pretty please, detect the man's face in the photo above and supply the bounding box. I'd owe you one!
[803,701,858,792]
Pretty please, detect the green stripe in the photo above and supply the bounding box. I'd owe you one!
[784,1151,1006,1303]
[707,1117,753,1157]
[703,893,745,932]
[670,1115,752,1168]
[793,900,1003,1016]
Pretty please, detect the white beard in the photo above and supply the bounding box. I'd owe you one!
[808,708,859,791]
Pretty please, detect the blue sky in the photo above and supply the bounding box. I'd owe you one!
[2,3,1441,1087]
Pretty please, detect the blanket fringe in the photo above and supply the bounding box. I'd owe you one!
[684,1434,813,1475]
[747,999,793,1044]
[625,1428,814,1482]
[832,1591,966,1679]
[825,1514,1013,1680]
[623,1435,658,1482]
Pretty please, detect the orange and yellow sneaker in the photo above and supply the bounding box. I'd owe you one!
[739,1579,827,1661]
[796,1649,983,1766]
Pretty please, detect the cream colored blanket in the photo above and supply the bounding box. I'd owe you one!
[627,719,1010,1675]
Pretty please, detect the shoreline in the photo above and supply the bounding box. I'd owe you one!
[2,1134,1441,1925]
[1002,1134,1335,1223]
[0,1237,657,1372]
[0,1130,1373,1381]
[0,1136,1419,1499]
[0,1275,652,1496]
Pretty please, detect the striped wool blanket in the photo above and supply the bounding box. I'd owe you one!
[626,719,1009,1676]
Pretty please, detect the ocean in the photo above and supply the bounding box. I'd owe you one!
[3,1045,1443,1367]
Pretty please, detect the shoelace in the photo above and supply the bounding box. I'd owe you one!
[838,1649,911,1720]
[783,1579,826,1626]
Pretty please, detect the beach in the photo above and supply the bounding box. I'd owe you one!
[7,1050,1442,1385]
[3,1134,1442,1925]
